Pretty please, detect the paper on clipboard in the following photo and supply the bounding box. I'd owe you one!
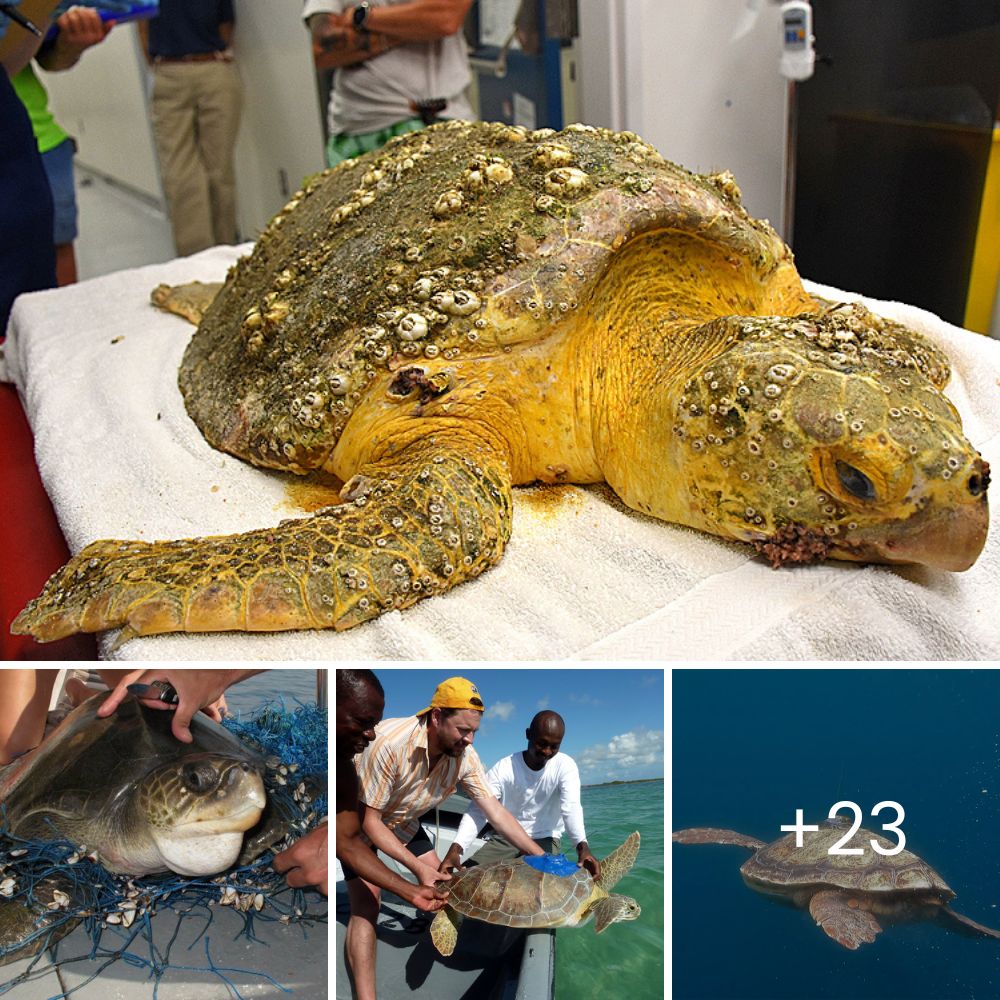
[479,0,521,48]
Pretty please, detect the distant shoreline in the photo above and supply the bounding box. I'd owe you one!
[583,777,664,789]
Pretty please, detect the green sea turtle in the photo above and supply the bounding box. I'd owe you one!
[430,830,641,956]
[673,819,1000,949]
[12,120,990,643]
[0,691,280,964]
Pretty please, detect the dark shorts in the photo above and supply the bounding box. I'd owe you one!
[342,828,435,882]
[40,138,77,245]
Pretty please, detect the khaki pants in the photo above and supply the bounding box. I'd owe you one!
[151,60,242,257]
[464,834,562,868]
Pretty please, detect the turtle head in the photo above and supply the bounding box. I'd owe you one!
[645,306,989,570]
[592,893,642,933]
[135,754,266,876]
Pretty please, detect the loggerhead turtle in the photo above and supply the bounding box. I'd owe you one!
[0,691,283,964]
[430,830,641,956]
[12,120,990,643]
[673,819,1000,949]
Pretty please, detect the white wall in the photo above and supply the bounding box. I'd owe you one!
[578,0,789,232]
[42,1,326,241]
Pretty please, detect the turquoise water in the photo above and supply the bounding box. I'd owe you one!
[555,779,664,1000]
[673,669,1000,1000]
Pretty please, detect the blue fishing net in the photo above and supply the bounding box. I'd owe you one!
[0,699,327,999]
[523,854,580,877]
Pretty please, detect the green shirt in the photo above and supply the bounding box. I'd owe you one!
[12,64,69,155]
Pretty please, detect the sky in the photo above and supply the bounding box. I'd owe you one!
[356,667,664,786]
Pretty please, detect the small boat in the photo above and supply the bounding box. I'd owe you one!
[335,792,555,1000]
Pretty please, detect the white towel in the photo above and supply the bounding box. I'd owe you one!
[3,251,999,660]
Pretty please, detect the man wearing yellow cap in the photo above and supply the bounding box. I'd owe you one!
[346,677,545,1000]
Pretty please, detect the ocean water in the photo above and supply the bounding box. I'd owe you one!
[555,779,664,1000]
[673,669,1000,1000]
[221,667,323,715]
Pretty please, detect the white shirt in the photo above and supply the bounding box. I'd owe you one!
[302,0,474,136]
[454,752,588,854]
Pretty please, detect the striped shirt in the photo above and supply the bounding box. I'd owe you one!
[357,715,493,844]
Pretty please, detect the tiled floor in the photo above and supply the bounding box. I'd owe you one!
[74,166,175,281]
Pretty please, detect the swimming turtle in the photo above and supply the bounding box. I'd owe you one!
[430,830,641,956]
[12,120,990,643]
[673,819,1000,949]
[0,691,281,964]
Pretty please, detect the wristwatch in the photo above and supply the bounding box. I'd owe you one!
[352,2,371,33]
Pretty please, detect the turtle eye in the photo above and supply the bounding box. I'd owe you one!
[835,460,876,501]
[182,761,220,794]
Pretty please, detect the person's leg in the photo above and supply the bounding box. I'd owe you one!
[151,65,213,256]
[39,138,79,286]
[195,61,242,246]
[345,875,381,1000]
[0,670,59,764]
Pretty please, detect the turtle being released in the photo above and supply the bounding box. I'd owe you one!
[430,831,641,956]
[673,819,1000,949]
[13,121,991,642]
[0,691,281,964]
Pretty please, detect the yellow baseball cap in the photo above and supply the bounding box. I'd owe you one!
[416,677,485,716]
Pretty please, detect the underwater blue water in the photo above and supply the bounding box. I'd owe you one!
[556,780,664,1000]
[672,669,1000,1000]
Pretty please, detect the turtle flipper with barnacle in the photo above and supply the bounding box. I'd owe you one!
[13,120,990,643]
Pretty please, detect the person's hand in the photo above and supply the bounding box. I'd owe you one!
[415,859,451,887]
[56,5,112,51]
[578,848,601,881]
[273,825,328,895]
[439,843,463,874]
[403,882,449,912]
[96,668,257,743]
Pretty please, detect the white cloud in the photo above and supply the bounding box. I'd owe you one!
[576,727,664,783]
[486,700,516,721]
[536,695,550,709]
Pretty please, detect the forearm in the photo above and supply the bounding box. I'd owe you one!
[363,0,470,41]
[362,813,428,874]
[336,828,425,898]
[1,20,51,76]
[313,23,396,70]
[35,38,81,71]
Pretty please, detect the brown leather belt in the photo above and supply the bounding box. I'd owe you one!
[153,51,232,64]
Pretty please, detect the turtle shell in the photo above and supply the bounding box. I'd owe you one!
[448,857,594,928]
[741,819,954,897]
[179,120,789,474]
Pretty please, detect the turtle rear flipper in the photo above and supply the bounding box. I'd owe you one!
[940,905,1000,940]
[151,281,223,325]
[12,435,512,642]
[672,828,767,851]
[808,889,881,950]
[430,906,463,956]
[0,879,78,967]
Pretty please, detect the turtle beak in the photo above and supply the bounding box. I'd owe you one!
[847,486,989,572]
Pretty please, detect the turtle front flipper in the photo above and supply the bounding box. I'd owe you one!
[808,889,882,949]
[672,828,767,851]
[595,831,641,892]
[940,906,1000,940]
[151,281,223,325]
[12,436,512,642]
[430,906,463,957]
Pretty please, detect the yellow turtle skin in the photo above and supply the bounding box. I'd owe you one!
[12,120,990,642]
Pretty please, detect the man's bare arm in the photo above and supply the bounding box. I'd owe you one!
[474,796,546,857]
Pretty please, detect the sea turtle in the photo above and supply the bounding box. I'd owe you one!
[12,120,990,643]
[430,830,641,956]
[673,819,1000,949]
[0,691,282,964]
